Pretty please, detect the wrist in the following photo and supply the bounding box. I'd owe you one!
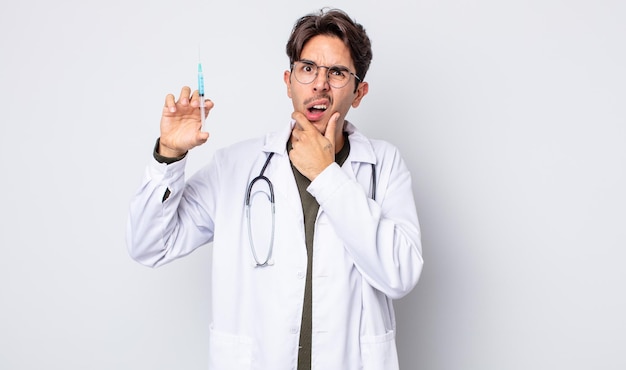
[153,138,187,164]
[159,146,186,158]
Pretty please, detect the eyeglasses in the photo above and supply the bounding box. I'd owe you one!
[291,60,361,89]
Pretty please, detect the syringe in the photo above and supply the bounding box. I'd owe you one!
[198,62,206,129]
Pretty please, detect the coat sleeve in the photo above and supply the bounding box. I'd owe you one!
[307,144,423,299]
[126,156,218,268]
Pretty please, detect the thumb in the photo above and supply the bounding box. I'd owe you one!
[325,112,340,149]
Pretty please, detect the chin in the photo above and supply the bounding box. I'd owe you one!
[312,121,327,134]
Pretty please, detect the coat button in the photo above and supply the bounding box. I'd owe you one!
[297,271,305,279]
[290,327,299,334]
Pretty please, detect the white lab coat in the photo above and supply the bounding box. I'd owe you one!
[127,121,423,370]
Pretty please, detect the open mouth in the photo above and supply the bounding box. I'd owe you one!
[305,99,330,122]
[308,104,328,114]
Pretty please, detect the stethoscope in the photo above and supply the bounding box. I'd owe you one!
[245,152,276,267]
[245,151,376,268]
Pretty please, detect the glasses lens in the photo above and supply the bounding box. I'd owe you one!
[294,62,317,84]
[293,62,352,88]
[327,67,349,88]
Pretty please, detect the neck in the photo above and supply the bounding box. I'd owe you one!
[334,133,345,154]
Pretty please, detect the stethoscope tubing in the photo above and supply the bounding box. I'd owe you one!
[245,150,376,267]
[245,153,276,267]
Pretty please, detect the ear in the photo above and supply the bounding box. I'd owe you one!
[284,70,293,98]
[351,81,369,108]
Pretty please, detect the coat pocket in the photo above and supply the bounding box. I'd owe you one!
[208,324,253,370]
[360,330,399,370]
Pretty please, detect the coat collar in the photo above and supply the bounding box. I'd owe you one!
[261,120,376,165]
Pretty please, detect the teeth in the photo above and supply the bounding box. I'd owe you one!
[312,105,327,110]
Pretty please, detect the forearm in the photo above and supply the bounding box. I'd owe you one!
[126,158,212,267]
[309,163,423,299]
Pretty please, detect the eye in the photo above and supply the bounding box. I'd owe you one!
[299,62,316,74]
[329,67,348,79]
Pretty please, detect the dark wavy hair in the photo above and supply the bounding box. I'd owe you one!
[286,9,373,90]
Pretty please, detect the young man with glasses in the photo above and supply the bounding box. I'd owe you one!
[127,8,423,370]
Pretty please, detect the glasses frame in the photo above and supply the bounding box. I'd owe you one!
[291,60,362,89]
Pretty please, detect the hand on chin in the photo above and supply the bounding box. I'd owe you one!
[303,112,329,134]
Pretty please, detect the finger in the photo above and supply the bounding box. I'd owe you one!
[178,86,192,105]
[196,130,210,144]
[202,99,215,120]
[291,121,303,139]
[164,93,177,113]
[325,112,341,148]
[291,111,314,131]
[190,89,200,108]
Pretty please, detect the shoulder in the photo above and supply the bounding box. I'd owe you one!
[346,122,403,164]
[367,137,400,154]
[214,123,291,160]
[214,136,265,162]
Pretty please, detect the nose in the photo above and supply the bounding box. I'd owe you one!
[312,67,330,91]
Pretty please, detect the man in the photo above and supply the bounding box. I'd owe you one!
[127,8,423,370]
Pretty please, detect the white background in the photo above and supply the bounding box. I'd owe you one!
[1,0,625,369]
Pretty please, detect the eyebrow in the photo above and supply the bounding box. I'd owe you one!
[300,59,351,71]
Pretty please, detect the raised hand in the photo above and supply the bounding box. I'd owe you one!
[158,86,214,158]
[289,111,341,181]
